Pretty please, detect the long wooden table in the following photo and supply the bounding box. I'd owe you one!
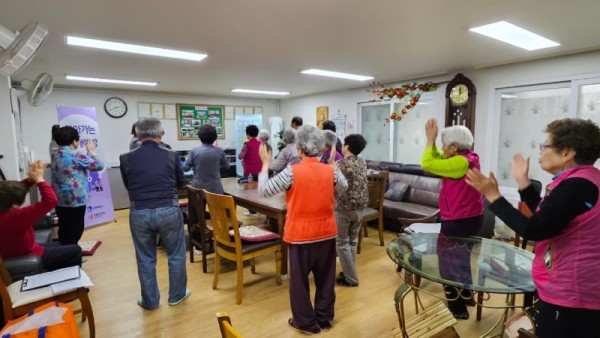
[221,177,288,275]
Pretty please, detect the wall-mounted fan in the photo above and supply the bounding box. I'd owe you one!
[20,73,54,106]
[0,21,48,77]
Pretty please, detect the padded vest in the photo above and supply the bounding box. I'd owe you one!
[534,165,600,309]
[284,158,337,243]
[242,138,262,175]
[439,151,484,221]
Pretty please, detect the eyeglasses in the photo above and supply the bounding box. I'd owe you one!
[539,143,555,151]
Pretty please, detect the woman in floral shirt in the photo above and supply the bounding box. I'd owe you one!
[51,126,104,245]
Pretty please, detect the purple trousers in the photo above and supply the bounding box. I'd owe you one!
[288,238,336,331]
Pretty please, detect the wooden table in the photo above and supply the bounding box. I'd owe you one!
[221,177,288,275]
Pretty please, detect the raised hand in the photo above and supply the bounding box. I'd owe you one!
[28,160,46,183]
[259,143,272,163]
[465,168,502,202]
[511,153,531,190]
[425,118,438,146]
[86,140,96,155]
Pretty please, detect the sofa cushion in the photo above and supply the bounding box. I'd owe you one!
[388,172,440,208]
[384,180,410,202]
[383,200,439,220]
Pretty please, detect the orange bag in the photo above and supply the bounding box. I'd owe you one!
[0,301,80,338]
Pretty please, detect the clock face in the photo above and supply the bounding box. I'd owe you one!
[450,84,469,105]
[104,97,127,118]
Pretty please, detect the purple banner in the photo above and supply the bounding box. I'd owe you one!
[56,106,115,227]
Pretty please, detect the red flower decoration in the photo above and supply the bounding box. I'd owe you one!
[367,81,439,123]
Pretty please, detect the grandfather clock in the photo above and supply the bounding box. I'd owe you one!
[445,73,476,136]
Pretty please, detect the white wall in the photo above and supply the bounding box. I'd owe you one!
[0,77,20,179]
[280,50,600,173]
[19,89,279,167]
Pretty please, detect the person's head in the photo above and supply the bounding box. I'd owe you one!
[322,130,337,149]
[296,125,324,157]
[440,125,474,158]
[245,125,259,138]
[135,117,162,139]
[540,118,600,174]
[130,122,137,136]
[281,129,296,145]
[198,125,217,144]
[0,181,28,210]
[343,134,367,156]
[53,126,80,147]
[322,120,336,132]
[291,116,303,130]
[258,129,270,143]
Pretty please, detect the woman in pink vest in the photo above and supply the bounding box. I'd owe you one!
[258,125,348,335]
[237,124,262,177]
[466,118,600,338]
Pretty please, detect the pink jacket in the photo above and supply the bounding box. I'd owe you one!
[533,165,600,309]
[439,151,484,221]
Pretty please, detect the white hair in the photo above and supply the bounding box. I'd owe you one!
[441,125,474,151]
[258,129,270,142]
[296,125,324,157]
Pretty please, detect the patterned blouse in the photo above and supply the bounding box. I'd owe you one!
[50,146,104,207]
[335,155,369,211]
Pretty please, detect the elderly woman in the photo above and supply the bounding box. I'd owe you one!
[335,134,369,287]
[421,118,483,319]
[258,125,348,335]
[466,118,600,338]
[257,129,273,153]
[51,126,104,245]
[270,128,300,173]
[320,130,344,164]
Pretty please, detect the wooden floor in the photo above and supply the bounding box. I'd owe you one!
[74,209,521,338]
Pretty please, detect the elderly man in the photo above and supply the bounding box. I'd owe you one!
[258,125,348,335]
[120,117,190,310]
[269,128,300,173]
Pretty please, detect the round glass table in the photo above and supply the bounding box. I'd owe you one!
[387,233,535,294]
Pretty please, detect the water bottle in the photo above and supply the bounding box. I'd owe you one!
[248,173,254,183]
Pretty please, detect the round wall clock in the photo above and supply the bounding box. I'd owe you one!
[104,97,128,118]
[445,73,476,136]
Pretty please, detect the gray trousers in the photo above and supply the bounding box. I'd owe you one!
[335,209,363,285]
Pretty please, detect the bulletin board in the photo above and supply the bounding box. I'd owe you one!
[176,104,225,140]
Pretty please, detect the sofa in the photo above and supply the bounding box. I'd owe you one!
[365,160,496,238]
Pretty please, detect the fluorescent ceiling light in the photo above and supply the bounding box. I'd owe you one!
[66,36,207,61]
[469,21,559,51]
[301,69,373,81]
[231,89,290,95]
[66,75,157,86]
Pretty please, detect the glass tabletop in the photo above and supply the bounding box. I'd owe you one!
[387,233,536,294]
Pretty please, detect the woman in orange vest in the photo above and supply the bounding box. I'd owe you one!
[258,125,348,335]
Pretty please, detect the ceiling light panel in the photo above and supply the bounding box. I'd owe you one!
[231,89,290,95]
[469,21,560,51]
[300,69,374,81]
[66,36,207,61]
[66,75,157,86]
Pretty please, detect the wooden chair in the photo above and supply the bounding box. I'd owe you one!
[216,311,244,338]
[392,284,457,338]
[358,170,389,253]
[0,257,95,338]
[187,185,214,273]
[203,190,282,305]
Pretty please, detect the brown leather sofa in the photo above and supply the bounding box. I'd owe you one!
[366,161,442,232]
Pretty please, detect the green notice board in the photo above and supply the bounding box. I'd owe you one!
[176,104,225,140]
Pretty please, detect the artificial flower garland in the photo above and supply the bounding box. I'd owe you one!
[368,81,439,123]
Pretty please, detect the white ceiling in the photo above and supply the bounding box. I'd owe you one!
[2,0,600,99]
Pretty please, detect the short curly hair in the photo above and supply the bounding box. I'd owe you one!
[0,181,28,209]
[296,125,324,157]
[545,118,600,165]
[53,126,80,146]
[198,125,217,144]
[245,125,259,137]
[344,134,367,155]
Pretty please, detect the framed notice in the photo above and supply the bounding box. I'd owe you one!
[176,104,225,140]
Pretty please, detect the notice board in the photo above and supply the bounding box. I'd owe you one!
[176,104,225,140]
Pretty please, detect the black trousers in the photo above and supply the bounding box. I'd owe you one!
[536,299,600,338]
[55,205,86,245]
[41,242,82,270]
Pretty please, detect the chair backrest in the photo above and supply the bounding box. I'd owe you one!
[216,312,243,338]
[367,171,389,212]
[515,179,543,248]
[0,257,16,320]
[203,190,241,250]
[187,185,207,226]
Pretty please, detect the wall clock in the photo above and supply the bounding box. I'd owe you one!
[104,97,128,118]
[445,73,476,136]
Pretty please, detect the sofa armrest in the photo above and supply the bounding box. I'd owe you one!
[397,210,440,227]
[4,255,44,281]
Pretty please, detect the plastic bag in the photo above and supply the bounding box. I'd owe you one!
[1,301,79,338]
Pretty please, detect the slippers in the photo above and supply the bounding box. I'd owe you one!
[136,297,158,311]
[451,311,470,320]
[169,288,191,306]
[288,318,320,335]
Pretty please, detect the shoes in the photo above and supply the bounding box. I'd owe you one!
[336,278,358,287]
[318,321,332,332]
[169,288,191,306]
[193,247,202,255]
[288,318,320,335]
[136,297,158,311]
[451,311,470,320]
[243,211,258,216]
